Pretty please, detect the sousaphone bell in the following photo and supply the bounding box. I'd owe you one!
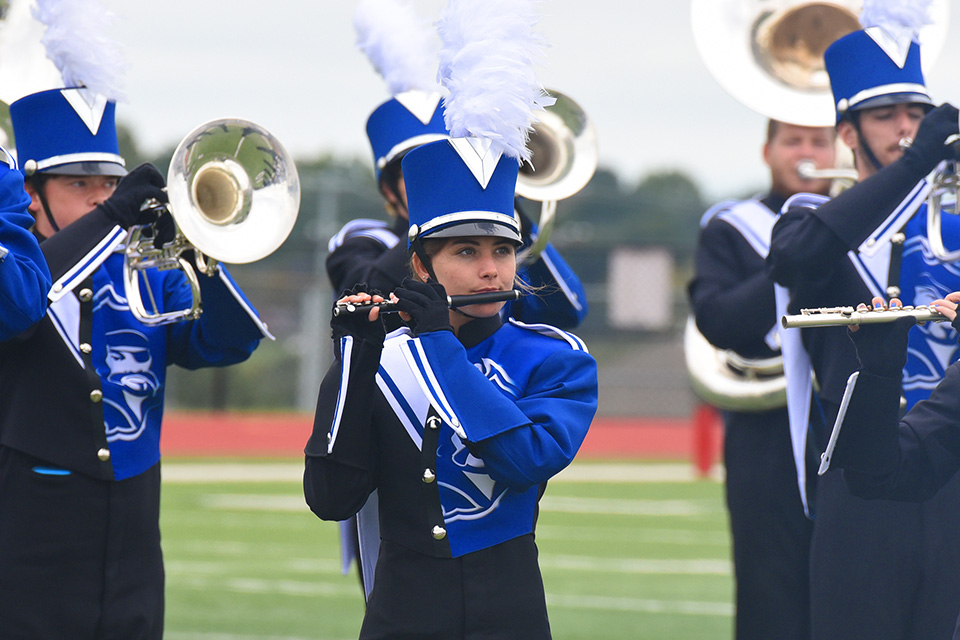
[124,118,300,325]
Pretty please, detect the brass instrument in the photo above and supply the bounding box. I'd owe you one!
[124,118,300,325]
[683,316,788,412]
[926,155,960,262]
[781,305,948,329]
[515,89,597,264]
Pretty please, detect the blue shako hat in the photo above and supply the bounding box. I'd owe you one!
[366,90,450,180]
[825,29,932,124]
[10,88,126,177]
[403,137,522,246]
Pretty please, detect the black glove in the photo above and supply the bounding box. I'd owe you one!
[330,284,386,347]
[393,277,453,335]
[152,210,177,248]
[847,315,915,378]
[902,103,960,174]
[98,163,168,229]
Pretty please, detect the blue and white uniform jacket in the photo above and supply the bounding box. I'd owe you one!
[0,207,270,481]
[304,314,598,558]
[0,151,51,339]
[326,214,588,330]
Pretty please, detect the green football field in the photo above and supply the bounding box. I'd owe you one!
[160,459,734,639]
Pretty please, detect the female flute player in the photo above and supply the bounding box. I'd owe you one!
[304,2,597,637]
[302,132,598,638]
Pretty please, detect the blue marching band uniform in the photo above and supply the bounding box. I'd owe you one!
[305,125,598,637]
[689,194,813,640]
[0,89,270,637]
[0,146,52,339]
[325,89,590,594]
[768,27,960,640]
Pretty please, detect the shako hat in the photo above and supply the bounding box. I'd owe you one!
[365,91,449,177]
[12,88,125,177]
[354,0,449,180]
[825,0,935,123]
[404,0,554,248]
[9,0,127,177]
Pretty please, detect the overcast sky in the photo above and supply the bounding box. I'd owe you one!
[58,1,960,200]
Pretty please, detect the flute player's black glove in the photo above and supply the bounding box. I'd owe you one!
[393,277,453,336]
[847,315,914,379]
[330,283,385,347]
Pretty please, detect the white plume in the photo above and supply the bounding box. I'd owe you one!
[354,0,438,94]
[33,0,127,100]
[436,0,555,162]
[860,0,934,41]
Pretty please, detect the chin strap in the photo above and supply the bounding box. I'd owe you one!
[34,182,61,234]
[852,117,884,173]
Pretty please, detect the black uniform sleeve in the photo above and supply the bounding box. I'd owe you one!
[326,237,409,297]
[303,333,383,522]
[835,364,960,502]
[39,208,119,281]
[688,218,778,356]
[767,158,930,290]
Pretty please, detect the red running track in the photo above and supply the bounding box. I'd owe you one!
[161,409,724,471]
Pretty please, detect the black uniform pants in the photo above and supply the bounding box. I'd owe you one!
[723,408,813,640]
[0,446,164,640]
[361,534,551,640]
[810,469,960,640]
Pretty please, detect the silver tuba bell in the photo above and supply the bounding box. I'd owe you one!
[123,118,300,325]
[515,89,597,263]
[683,317,787,411]
[690,0,949,127]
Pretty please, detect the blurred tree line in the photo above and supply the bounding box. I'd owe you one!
[118,126,759,412]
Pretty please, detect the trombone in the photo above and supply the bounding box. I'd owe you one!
[124,118,300,325]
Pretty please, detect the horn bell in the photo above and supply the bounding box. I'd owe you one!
[516,89,597,203]
[166,118,300,265]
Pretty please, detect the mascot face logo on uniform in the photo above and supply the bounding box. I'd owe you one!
[437,431,509,524]
[103,329,161,442]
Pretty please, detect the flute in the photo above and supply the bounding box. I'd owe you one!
[333,289,521,317]
[781,305,948,329]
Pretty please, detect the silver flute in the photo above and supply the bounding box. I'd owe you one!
[333,290,521,317]
[781,305,949,329]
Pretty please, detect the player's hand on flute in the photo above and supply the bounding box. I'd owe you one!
[848,296,913,377]
[331,283,390,345]
[393,277,453,336]
[930,291,960,338]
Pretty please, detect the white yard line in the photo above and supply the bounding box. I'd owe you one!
[162,461,723,484]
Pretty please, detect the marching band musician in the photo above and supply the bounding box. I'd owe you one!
[326,0,591,599]
[767,3,960,637]
[0,145,51,339]
[688,118,836,640]
[304,2,597,636]
[0,87,272,637]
